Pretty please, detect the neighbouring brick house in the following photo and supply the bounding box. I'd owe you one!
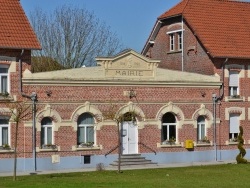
[142,0,250,163]
[0,0,249,173]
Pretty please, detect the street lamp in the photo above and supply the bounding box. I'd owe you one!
[22,92,37,173]
[30,92,37,172]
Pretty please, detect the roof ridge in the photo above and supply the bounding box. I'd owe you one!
[205,0,250,4]
[158,0,188,19]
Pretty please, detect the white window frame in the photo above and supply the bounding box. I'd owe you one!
[77,124,95,144]
[41,118,53,146]
[162,123,176,141]
[178,32,182,50]
[0,118,10,146]
[169,33,175,51]
[229,113,239,140]
[167,29,183,52]
[229,71,239,96]
[77,113,95,145]
[0,64,9,94]
[197,116,206,141]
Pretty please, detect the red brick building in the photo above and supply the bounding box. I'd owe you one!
[0,0,249,173]
[142,0,250,163]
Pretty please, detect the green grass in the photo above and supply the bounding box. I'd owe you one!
[0,164,250,188]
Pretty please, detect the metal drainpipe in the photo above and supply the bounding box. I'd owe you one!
[214,58,228,161]
[216,58,229,102]
[212,93,217,161]
[181,15,184,72]
[18,50,37,173]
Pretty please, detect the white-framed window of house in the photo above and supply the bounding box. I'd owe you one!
[229,70,239,96]
[0,65,9,94]
[77,113,94,145]
[169,33,175,51]
[197,116,206,141]
[162,112,176,142]
[41,117,53,146]
[178,32,182,50]
[229,113,239,141]
[0,117,10,146]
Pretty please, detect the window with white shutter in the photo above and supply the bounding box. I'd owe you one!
[229,71,239,96]
[229,114,239,141]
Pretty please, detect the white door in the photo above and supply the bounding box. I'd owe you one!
[121,121,138,154]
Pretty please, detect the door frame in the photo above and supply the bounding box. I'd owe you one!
[121,121,138,154]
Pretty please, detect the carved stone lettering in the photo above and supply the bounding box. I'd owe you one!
[115,70,144,76]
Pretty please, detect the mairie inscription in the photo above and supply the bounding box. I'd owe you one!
[105,69,153,77]
[115,70,143,76]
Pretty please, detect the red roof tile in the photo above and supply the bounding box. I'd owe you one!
[159,0,250,59]
[0,0,41,50]
[158,0,188,19]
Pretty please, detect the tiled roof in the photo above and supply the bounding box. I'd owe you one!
[0,0,41,50]
[159,0,250,59]
[158,0,188,19]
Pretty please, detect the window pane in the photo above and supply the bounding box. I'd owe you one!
[0,118,8,124]
[162,125,167,141]
[201,124,205,139]
[169,125,176,139]
[230,114,239,133]
[0,68,8,73]
[41,117,52,125]
[78,113,94,124]
[229,71,238,87]
[86,126,94,142]
[178,32,182,50]
[1,76,7,93]
[47,127,52,144]
[41,127,45,145]
[170,34,174,51]
[233,87,238,95]
[197,116,205,140]
[77,127,85,144]
[162,113,176,123]
[2,127,8,145]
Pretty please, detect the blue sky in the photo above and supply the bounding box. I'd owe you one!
[20,0,181,53]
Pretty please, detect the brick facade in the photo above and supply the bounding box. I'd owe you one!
[1,0,250,172]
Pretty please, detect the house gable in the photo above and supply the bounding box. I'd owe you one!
[156,0,250,59]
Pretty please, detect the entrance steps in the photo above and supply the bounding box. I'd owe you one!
[110,154,157,166]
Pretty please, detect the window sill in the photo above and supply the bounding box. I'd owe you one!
[196,143,212,147]
[36,146,60,152]
[225,141,239,145]
[167,50,182,54]
[225,96,245,102]
[72,145,102,151]
[157,142,182,148]
[0,95,13,101]
[0,149,14,153]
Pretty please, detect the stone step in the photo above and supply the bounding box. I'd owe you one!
[110,154,157,166]
[110,161,157,166]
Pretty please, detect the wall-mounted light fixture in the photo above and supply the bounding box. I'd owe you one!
[46,90,52,97]
[128,89,136,99]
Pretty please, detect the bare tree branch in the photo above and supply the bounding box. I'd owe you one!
[30,5,124,71]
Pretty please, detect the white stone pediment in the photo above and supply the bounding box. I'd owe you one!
[96,49,160,78]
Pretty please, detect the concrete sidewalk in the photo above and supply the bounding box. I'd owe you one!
[0,160,236,177]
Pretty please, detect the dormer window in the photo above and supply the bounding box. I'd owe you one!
[169,33,175,51]
[167,29,183,52]
[178,32,182,50]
